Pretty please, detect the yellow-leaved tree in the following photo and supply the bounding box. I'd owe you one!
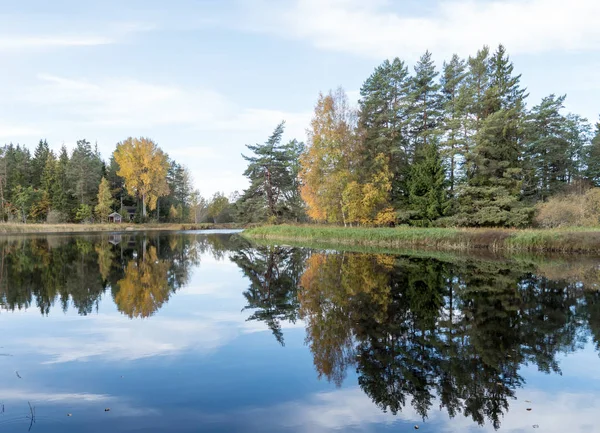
[299,89,394,226]
[113,137,170,218]
[299,88,359,225]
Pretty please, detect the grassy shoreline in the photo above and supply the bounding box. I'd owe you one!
[0,222,240,235]
[243,224,600,253]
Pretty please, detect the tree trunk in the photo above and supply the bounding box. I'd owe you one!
[142,193,147,218]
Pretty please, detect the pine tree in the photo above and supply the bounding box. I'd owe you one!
[462,46,491,180]
[440,54,467,195]
[358,58,411,203]
[409,51,443,155]
[238,122,304,223]
[407,140,448,225]
[524,95,589,200]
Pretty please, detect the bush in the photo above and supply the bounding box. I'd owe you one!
[46,209,68,224]
[535,188,600,228]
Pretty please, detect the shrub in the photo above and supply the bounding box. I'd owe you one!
[535,188,600,228]
[46,209,68,224]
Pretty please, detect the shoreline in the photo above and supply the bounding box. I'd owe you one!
[0,223,241,235]
[243,224,600,254]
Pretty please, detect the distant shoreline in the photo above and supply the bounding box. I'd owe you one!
[0,223,242,235]
[243,224,600,254]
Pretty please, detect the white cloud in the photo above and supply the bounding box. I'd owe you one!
[0,35,113,51]
[246,0,600,60]
[6,73,309,196]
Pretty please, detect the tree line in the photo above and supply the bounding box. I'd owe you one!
[0,137,204,223]
[238,45,600,227]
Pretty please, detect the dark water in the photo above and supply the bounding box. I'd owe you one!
[0,232,599,432]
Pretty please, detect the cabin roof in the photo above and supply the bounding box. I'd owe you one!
[108,212,122,217]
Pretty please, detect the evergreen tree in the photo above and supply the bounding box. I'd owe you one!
[409,51,443,155]
[5,144,32,204]
[408,140,449,225]
[462,46,491,179]
[440,54,467,195]
[31,139,50,189]
[239,122,305,223]
[524,95,589,200]
[106,154,129,213]
[67,139,103,206]
[586,120,600,186]
[457,45,531,227]
[52,145,71,217]
[36,150,57,220]
[358,58,411,203]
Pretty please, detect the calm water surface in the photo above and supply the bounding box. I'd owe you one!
[0,231,599,432]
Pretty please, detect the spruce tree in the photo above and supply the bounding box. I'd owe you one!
[31,139,50,189]
[53,145,71,217]
[408,139,448,226]
[67,139,103,206]
[457,45,531,227]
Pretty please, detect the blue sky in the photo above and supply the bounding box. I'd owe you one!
[1,0,599,197]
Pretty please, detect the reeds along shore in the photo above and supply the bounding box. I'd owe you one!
[0,222,238,234]
[243,225,600,253]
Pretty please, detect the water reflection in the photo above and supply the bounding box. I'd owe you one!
[0,233,227,318]
[238,249,600,429]
[1,233,600,431]
[232,242,308,345]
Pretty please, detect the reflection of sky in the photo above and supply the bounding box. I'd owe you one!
[0,241,599,432]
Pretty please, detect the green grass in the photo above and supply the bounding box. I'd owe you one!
[243,224,600,253]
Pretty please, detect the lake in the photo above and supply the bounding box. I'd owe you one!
[0,231,599,432]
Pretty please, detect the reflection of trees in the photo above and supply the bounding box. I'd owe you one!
[232,241,307,345]
[114,245,172,318]
[297,252,600,430]
[0,233,235,318]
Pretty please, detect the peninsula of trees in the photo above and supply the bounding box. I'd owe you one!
[238,45,600,228]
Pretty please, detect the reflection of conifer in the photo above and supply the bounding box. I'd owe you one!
[232,244,307,346]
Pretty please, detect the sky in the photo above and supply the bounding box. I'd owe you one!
[1,0,599,197]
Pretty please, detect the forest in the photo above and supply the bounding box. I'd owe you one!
[0,137,233,224]
[236,45,600,228]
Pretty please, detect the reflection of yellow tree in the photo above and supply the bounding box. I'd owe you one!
[115,246,171,318]
[299,253,392,386]
[95,241,114,282]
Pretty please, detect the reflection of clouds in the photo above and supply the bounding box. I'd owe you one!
[442,389,600,432]
[0,388,160,417]
[235,386,600,433]
[3,307,301,364]
[1,389,111,402]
